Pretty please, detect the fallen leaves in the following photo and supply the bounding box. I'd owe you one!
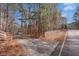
[0,32,25,56]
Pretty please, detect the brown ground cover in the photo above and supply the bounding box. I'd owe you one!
[0,32,26,56]
[39,30,66,41]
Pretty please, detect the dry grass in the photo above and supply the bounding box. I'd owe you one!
[0,32,25,56]
[39,30,66,41]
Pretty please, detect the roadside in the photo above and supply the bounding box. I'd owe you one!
[50,30,67,56]
[16,30,66,56]
[0,30,66,56]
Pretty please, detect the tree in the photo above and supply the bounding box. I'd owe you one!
[73,7,79,29]
[59,17,67,29]
[5,4,18,35]
[33,4,50,36]
[27,4,51,37]
[50,3,60,30]
[17,3,28,36]
[0,4,17,34]
[8,3,28,37]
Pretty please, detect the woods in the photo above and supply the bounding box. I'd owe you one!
[0,3,67,38]
[0,3,79,56]
[2,3,79,56]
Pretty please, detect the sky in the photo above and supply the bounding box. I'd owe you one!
[58,3,79,23]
